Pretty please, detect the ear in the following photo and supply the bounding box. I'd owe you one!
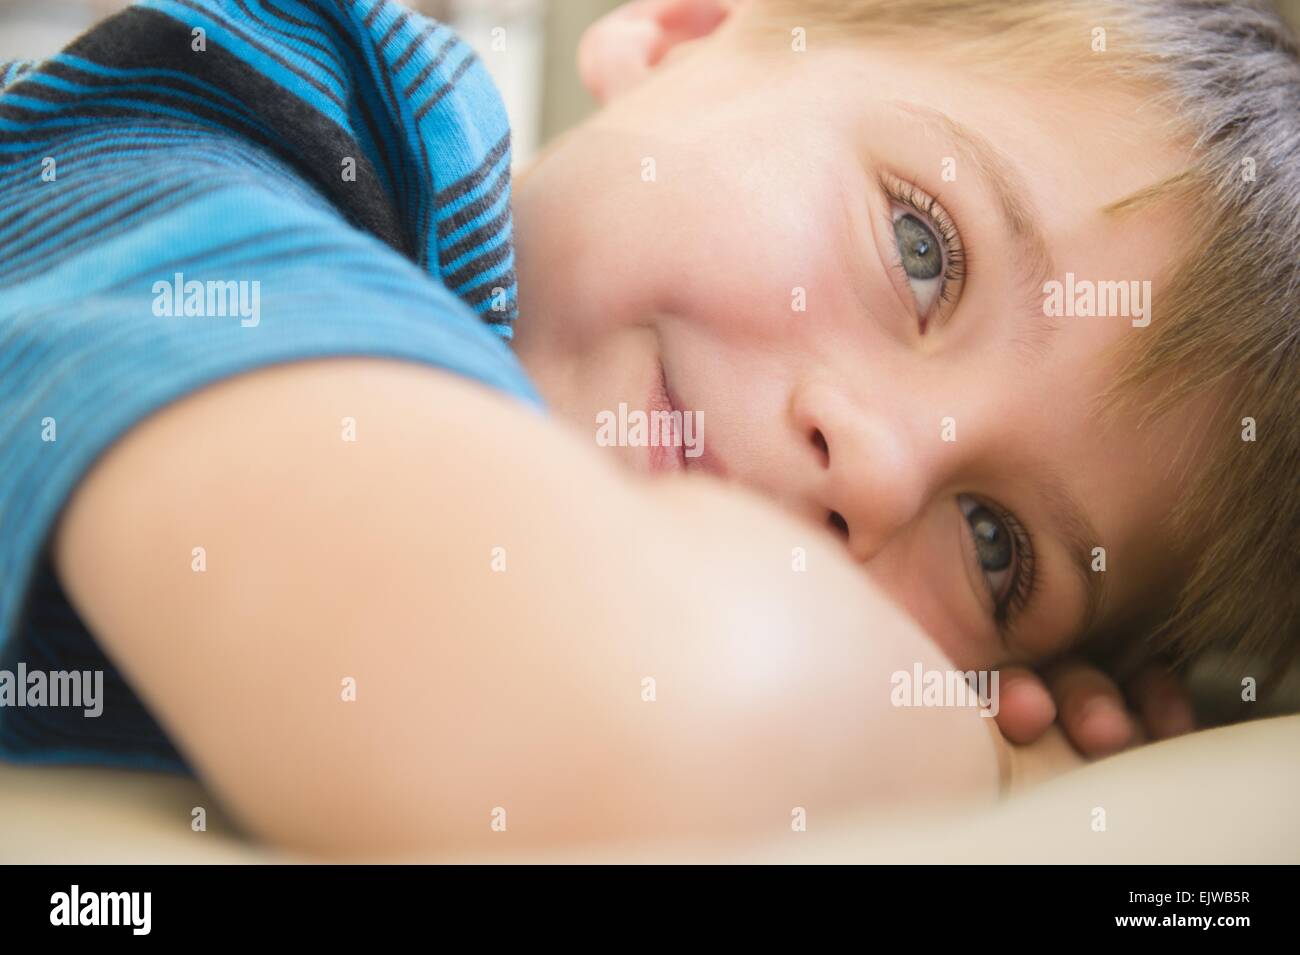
[578,0,737,104]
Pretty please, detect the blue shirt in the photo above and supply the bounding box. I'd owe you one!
[0,0,543,773]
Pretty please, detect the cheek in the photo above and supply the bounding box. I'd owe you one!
[669,230,865,370]
[640,156,863,344]
[864,512,1004,670]
[523,117,866,352]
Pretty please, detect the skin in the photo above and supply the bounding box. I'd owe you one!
[512,0,1204,754]
[53,359,1007,854]
[44,0,1209,855]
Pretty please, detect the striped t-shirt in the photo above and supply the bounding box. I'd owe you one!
[0,0,543,774]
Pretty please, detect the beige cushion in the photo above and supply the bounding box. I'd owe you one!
[2,714,1296,863]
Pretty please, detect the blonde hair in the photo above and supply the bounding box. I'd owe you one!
[753,0,1300,675]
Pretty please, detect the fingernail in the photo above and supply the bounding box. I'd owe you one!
[1080,697,1133,751]
[1158,697,1196,736]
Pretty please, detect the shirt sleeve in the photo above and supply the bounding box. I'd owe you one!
[0,0,542,772]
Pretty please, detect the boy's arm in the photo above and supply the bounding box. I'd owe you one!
[52,357,1004,856]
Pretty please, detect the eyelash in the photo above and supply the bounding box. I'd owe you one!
[985,501,1037,629]
[880,176,968,316]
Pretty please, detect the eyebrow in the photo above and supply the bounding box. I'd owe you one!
[889,100,1057,319]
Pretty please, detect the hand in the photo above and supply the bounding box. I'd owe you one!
[994,658,1197,757]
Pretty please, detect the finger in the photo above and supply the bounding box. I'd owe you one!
[991,665,1057,745]
[1043,660,1138,757]
[1126,663,1197,740]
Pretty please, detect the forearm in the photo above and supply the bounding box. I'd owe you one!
[53,358,1004,855]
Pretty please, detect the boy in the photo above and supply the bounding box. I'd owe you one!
[0,0,1295,854]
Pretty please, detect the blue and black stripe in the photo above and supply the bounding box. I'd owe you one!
[0,0,541,774]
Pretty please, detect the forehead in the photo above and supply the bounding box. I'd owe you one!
[776,37,1186,192]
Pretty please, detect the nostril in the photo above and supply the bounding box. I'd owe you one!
[811,428,829,467]
[828,510,848,537]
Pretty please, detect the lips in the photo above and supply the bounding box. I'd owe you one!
[646,359,726,478]
[647,360,686,474]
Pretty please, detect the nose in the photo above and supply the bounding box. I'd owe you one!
[792,380,929,563]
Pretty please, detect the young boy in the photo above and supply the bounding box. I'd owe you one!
[0,0,1295,854]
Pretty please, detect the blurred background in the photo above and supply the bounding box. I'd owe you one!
[3,0,1299,166]
[0,0,625,165]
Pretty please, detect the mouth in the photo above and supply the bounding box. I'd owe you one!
[646,360,686,474]
[646,358,726,478]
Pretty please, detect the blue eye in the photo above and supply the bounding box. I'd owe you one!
[969,504,1013,572]
[894,214,943,280]
[958,494,1032,620]
[881,177,966,330]
[891,210,946,319]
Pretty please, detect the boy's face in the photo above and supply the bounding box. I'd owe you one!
[511,26,1201,671]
